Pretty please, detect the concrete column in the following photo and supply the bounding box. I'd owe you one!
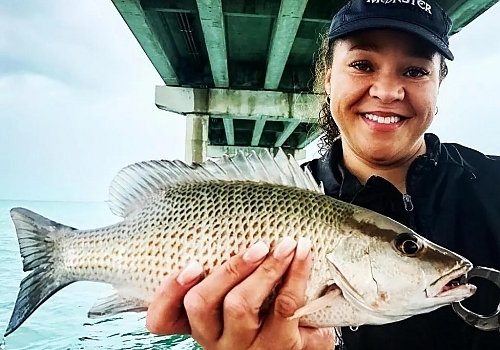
[185,114,208,164]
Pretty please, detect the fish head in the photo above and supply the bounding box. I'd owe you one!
[325,208,476,319]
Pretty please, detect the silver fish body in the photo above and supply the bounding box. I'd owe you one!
[4,149,476,337]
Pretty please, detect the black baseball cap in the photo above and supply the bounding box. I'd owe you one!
[328,0,454,60]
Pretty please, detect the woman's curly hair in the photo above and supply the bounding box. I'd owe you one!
[312,30,449,155]
[312,31,336,156]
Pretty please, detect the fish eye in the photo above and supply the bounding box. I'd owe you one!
[394,232,424,257]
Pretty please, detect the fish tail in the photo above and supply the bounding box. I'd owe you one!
[4,207,78,337]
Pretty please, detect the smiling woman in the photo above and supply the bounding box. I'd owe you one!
[321,29,442,192]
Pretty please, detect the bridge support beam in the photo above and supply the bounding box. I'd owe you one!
[155,86,321,163]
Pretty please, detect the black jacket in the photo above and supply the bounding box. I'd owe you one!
[302,133,500,350]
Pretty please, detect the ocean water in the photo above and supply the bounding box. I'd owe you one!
[0,200,201,350]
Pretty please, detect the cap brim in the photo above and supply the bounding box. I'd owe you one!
[328,18,454,61]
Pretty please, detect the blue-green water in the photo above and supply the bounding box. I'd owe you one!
[0,200,200,349]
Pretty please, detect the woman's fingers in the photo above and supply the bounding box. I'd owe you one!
[272,237,312,320]
[145,261,204,335]
[183,240,270,344]
[219,237,298,346]
[255,237,315,345]
[146,236,336,350]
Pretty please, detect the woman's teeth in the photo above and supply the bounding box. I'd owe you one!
[363,113,401,124]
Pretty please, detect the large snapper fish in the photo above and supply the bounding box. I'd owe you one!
[4,149,476,337]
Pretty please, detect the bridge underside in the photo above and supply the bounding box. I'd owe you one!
[112,0,499,162]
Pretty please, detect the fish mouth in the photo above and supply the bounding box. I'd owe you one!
[425,263,473,298]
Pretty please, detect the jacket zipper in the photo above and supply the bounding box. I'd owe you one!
[402,193,414,211]
[403,193,417,230]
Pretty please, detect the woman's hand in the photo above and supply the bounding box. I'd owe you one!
[145,237,336,349]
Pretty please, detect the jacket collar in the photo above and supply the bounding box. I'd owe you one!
[308,133,471,200]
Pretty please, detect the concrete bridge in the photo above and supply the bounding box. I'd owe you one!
[111,0,499,163]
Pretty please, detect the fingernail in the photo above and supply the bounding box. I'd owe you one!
[273,237,297,259]
[243,241,269,263]
[177,261,204,285]
[296,237,311,260]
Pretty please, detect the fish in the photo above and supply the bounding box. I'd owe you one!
[4,149,477,338]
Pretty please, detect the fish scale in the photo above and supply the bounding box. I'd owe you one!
[59,182,333,298]
[4,149,476,339]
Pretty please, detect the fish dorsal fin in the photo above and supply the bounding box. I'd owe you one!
[108,148,324,218]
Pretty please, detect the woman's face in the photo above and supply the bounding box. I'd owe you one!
[325,29,442,166]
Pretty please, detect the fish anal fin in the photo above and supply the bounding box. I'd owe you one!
[88,291,148,319]
[288,285,342,320]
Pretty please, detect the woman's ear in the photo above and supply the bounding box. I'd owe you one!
[324,68,332,95]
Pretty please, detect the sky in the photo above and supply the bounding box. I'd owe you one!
[0,1,499,202]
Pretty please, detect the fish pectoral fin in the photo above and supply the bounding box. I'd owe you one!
[288,285,342,320]
[88,292,148,319]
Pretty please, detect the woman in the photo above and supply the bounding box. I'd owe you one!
[144,0,500,349]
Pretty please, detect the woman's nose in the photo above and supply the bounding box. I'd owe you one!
[369,75,405,103]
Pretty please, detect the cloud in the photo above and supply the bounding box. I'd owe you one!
[0,1,186,202]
